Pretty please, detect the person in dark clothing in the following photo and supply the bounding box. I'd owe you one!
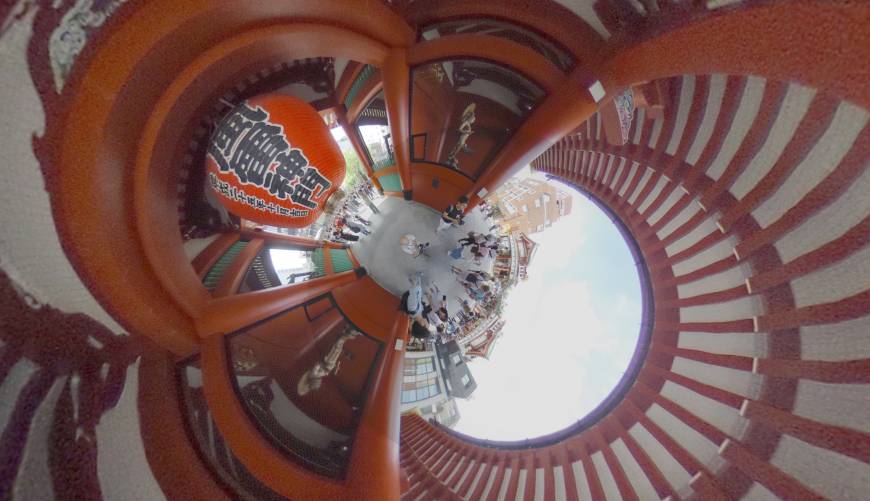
[467,270,493,282]
[458,231,479,247]
[410,318,432,340]
[350,214,371,226]
[466,283,490,301]
[339,216,370,235]
[469,245,484,262]
[332,228,359,242]
[436,196,468,233]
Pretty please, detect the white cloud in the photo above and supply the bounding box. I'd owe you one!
[530,211,587,275]
[455,280,628,439]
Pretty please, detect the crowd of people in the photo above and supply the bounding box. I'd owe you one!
[328,181,379,243]
[447,230,499,265]
[321,186,505,348]
[404,196,504,347]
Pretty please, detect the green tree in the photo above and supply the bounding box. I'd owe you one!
[340,148,363,189]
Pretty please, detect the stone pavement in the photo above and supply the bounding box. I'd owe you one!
[350,198,496,316]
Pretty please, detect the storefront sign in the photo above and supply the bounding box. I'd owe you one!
[206,94,345,228]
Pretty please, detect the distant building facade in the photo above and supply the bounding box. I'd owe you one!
[400,351,446,414]
[435,341,477,399]
[400,340,476,428]
[459,316,505,360]
[488,177,572,235]
[493,232,539,282]
[418,398,460,429]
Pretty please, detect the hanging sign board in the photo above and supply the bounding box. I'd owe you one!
[206,94,345,228]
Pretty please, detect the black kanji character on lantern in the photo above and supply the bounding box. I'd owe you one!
[230,120,287,186]
[209,103,333,214]
[268,149,309,200]
[290,166,332,208]
[291,184,315,209]
[299,167,332,196]
[208,104,267,175]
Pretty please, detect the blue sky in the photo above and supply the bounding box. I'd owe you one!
[453,168,643,440]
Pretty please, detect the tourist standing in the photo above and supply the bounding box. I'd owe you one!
[436,196,468,233]
[338,216,370,235]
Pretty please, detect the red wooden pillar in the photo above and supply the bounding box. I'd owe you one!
[196,269,360,337]
[466,68,597,208]
[382,48,413,199]
[345,312,410,500]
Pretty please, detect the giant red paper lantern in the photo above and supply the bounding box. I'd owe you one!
[206,94,345,228]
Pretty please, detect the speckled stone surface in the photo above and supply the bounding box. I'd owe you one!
[350,197,495,316]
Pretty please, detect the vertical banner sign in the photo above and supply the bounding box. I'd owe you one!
[206,94,345,228]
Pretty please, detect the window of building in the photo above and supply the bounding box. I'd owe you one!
[404,357,435,377]
[402,357,441,403]
[237,247,320,293]
[534,198,541,208]
[461,374,470,386]
[450,353,461,366]
[522,204,528,213]
[545,219,551,226]
[354,91,395,169]
[537,224,543,232]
